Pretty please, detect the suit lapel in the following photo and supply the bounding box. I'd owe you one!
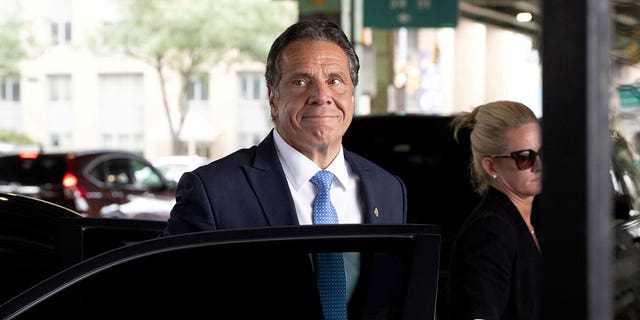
[243,135,387,226]
[244,131,299,226]
[345,151,381,224]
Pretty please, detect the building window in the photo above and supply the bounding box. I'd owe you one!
[238,72,265,101]
[99,73,144,107]
[98,74,145,152]
[47,75,72,102]
[50,133,72,147]
[50,21,71,45]
[50,0,71,45]
[236,71,270,149]
[188,74,209,101]
[47,74,73,149]
[0,76,20,102]
[101,133,144,152]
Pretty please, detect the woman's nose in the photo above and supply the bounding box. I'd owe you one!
[534,153,543,171]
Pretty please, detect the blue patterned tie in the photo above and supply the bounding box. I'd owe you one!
[311,170,347,320]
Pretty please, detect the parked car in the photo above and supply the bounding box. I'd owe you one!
[0,192,166,305]
[151,155,209,184]
[343,113,640,320]
[0,223,441,319]
[0,149,177,221]
[610,130,640,320]
[0,191,441,318]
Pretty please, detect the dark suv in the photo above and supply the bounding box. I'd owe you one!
[0,149,177,221]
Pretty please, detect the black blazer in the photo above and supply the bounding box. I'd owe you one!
[448,187,541,320]
[163,130,408,318]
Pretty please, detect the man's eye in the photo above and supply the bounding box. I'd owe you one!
[293,79,307,86]
[329,79,343,85]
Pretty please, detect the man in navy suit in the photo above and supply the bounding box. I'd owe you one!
[163,19,408,319]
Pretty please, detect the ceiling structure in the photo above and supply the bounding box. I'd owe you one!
[612,0,640,64]
[460,0,640,65]
[461,0,539,36]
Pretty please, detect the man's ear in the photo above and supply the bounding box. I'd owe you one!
[267,85,278,121]
[267,85,276,108]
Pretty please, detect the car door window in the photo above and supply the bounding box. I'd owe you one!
[104,159,133,186]
[131,159,163,189]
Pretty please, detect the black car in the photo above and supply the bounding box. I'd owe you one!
[3,114,638,319]
[0,221,441,319]
[0,149,177,220]
[343,113,640,320]
[0,192,166,305]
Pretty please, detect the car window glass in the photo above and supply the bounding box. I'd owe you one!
[131,159,163,189]
[88,160,106,184]
[0,156,66,185]
[104,158,133,186]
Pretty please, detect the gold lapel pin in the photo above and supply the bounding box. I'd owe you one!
[374,207,379,218]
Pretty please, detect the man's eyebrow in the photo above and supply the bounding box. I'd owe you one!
[288,72,312,79]
[285,71,348,81]
[327,71,347,79]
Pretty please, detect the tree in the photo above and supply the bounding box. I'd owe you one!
[94,0,296,154]
[0,19,25,75]
[0,3,30,75]
[0,4,36,148]
[0,129,36,145]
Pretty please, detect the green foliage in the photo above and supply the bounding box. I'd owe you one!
[0,20,25,74]
[91,0,297,151]
[0,129,37,145]
[96,0,296,68]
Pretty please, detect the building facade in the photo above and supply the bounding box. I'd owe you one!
[1,0,544,161]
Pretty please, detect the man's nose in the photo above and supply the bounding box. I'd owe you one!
[308,83,332,106]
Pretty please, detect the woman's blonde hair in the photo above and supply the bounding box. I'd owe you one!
[451,100,538,194]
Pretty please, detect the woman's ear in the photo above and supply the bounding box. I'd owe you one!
[481,157,496,177]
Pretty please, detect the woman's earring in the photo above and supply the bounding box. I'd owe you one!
[491,174,497,179]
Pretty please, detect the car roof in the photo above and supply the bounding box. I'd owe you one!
[0,148,145,158]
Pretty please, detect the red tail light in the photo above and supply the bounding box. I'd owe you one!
[62,173,78,188]
[62,171,88,200]
[19,151,39,159]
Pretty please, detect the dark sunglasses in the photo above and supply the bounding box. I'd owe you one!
[490,149,541,170]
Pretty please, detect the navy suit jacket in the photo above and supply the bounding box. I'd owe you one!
[163,130,409,319]
[164,130,407,234]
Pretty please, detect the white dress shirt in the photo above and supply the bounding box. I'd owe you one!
[273,129,363,225]
[272,129,362,300]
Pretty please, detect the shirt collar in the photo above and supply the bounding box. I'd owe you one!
[273,129,349,191]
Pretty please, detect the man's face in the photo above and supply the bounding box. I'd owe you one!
[268,40,354,159]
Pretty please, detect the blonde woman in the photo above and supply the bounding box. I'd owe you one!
[448,100,542,320]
